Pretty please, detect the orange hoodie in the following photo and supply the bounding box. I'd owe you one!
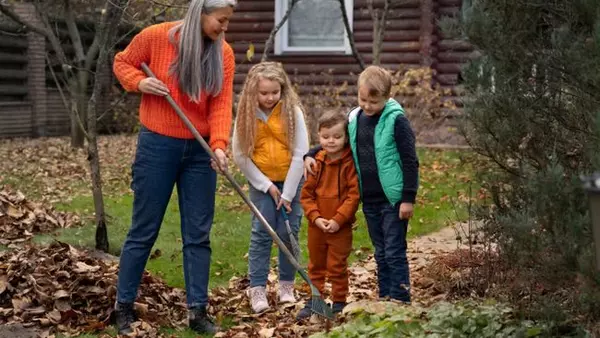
[300,146,360,227]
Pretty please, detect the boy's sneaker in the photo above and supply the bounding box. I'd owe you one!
[331,302,346,314]
[279,281,296,303]
[114,302,137,335]
[296,301,312,321]
[247,286,270,313]
[189,307,220,334]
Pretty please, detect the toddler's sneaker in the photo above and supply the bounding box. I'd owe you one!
[279,281,296,303]
[331,301,346,314]
[247,286,269,313]
[295,301,312,321]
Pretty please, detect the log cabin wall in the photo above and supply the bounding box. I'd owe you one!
[0,0,473,139]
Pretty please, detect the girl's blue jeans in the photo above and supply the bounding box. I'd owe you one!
[116,127,217,309]
[248,182,303,287]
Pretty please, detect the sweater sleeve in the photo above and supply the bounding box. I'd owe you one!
[300,161,322,223]
[113,26,152,92]
[282,107,310,202]
[232,121,273,193]
[208,43,235,151]
[394,115,419,203]
[332,162,361,226]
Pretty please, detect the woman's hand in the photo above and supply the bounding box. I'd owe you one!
[210,148,229,173]
[138,77,169,96]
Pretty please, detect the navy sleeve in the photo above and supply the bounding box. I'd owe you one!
[394,115,419,203]
[303,145,322,160]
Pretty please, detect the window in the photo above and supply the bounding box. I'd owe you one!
[274,0,353,54]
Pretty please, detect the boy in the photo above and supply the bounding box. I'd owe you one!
[304,65,419,303]
[297,110,360,320]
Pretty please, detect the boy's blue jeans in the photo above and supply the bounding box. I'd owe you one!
[362,202,411,302]
[116,127,217,309]
[248,182,303,287]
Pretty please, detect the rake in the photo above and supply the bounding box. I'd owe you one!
[140,63,332,320]
[280,207,301,262]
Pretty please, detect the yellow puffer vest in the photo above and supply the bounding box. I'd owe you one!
[251,102,292,182]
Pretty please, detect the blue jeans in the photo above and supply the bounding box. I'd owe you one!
[248,182,303,287]
[116,127,217,308]
[362,202,410,302]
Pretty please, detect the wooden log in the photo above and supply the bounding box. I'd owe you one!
[436,0,463,6]
[353,30,421,42]
[355,0,420,8]
[436,73,459,85]
[0,35,28,49]
[354,8,421,20]
[438,7,461,16]
[437,51,475,62]
[233,11,275,22]
[0,85,28,95]
[437,39,473,51]
[228,21,273,32]
[353,19,421,31]
[0,69,28,80]
[436,63,464,73]
[0,52,28,64]
[234,1,274,12]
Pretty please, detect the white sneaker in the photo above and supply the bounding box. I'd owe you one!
[279,281,296,303]
[247,286,269,313]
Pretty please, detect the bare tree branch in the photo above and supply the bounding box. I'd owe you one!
[262,0,300,62]
[64,0,85,63]
[368,0,390,65]
[0,0,68,64]
[339,0,365,70]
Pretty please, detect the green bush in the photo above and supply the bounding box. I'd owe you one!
[311,301,588,338]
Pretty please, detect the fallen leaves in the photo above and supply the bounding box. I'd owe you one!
[0,187,81,245]
[0,241,188,337]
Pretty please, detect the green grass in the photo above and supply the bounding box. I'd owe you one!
[32,148,476,289]
[3,147,476,338]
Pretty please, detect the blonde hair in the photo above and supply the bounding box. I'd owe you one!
[235,62,302,156]
[357,65,392,98]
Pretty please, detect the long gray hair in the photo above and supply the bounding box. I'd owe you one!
[168,0,236,102]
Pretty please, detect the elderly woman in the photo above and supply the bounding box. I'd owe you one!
[112,0,236,334]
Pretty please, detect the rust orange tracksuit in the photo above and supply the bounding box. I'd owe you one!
[300,146,360,302]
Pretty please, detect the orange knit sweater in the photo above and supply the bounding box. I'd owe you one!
[113,21,235,151]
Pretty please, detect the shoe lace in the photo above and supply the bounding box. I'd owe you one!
[280,283,294,296]
[250,288,266,302]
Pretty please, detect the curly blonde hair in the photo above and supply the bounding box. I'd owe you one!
[235,62,303,156]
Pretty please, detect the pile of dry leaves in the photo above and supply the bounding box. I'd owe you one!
[0,241,188,337]
[0,187,81,246]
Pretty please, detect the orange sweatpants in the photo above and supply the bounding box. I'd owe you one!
[307,224,353,303]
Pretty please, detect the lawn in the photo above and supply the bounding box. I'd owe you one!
[0,136,477,337]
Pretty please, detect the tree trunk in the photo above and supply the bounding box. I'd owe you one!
[69,79,87,148]
[87,0,129,252]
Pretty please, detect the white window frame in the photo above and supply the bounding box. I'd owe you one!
[274,0,354,55]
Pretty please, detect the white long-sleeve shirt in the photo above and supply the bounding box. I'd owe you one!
[232,106,309,202]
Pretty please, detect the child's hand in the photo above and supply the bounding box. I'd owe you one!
[303,157,317,180]
[268,184,281,204]
[314,218,329,232]
[277,197,292,213]
[327,219,340,233]
[399,203,414,220]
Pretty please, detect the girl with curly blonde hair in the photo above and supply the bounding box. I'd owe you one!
[232,62,309,313]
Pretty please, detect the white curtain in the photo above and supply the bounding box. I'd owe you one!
[287,0,345,47]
